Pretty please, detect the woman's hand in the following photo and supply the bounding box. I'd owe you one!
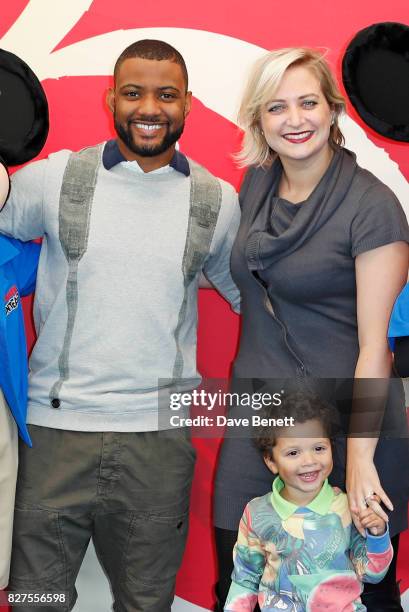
[346,442,393,536]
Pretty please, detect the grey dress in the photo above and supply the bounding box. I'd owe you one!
[214,147,409,536]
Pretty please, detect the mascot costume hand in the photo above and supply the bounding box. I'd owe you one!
[0,48,48,591]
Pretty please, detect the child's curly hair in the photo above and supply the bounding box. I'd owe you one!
[255,391,334,459]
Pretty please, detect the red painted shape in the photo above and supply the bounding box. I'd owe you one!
[398,517,409,593]
[56,0,409,62]
[0,1,29,40]
[2,1,407,608]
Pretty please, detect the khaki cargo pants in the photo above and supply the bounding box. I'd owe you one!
[9,425,196,612]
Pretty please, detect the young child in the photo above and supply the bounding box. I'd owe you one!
[224,393,393,612]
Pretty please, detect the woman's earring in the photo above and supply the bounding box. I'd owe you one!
[330,114,335,126]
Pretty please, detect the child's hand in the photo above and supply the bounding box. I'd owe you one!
[359,506,386,536]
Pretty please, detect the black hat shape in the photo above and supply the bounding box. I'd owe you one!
[0,48,49,166]
[342,22,409,143]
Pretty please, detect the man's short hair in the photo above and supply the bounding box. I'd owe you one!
[114,39,189,90]
[255,391,334,459]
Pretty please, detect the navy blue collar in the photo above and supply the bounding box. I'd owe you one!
[0,235,21,266]
[102,139,190,176]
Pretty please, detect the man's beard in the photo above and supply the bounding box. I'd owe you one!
[114,116,185,158]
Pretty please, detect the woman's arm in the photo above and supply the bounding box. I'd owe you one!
[347,241,409,534]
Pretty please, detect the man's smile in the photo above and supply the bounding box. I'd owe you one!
[129,120,167,137]
[133,123,163,130]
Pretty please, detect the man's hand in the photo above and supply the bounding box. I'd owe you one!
[0,162,10,208]
[199,272,213,289]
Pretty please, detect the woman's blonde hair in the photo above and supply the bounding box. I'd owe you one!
[236,48,346,167]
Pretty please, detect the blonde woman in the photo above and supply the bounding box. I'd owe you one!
[213,48,409,611]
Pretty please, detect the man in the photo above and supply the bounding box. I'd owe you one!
[0,40,240,611]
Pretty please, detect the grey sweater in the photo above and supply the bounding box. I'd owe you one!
[0,144,240,432]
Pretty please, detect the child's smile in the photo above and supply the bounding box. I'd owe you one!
[264,418,333,506]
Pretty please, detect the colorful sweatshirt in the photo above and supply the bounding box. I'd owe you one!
[225,478,393,612]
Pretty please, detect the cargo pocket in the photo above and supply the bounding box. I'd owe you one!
[123,509,190,587]
[10,503,67,589]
